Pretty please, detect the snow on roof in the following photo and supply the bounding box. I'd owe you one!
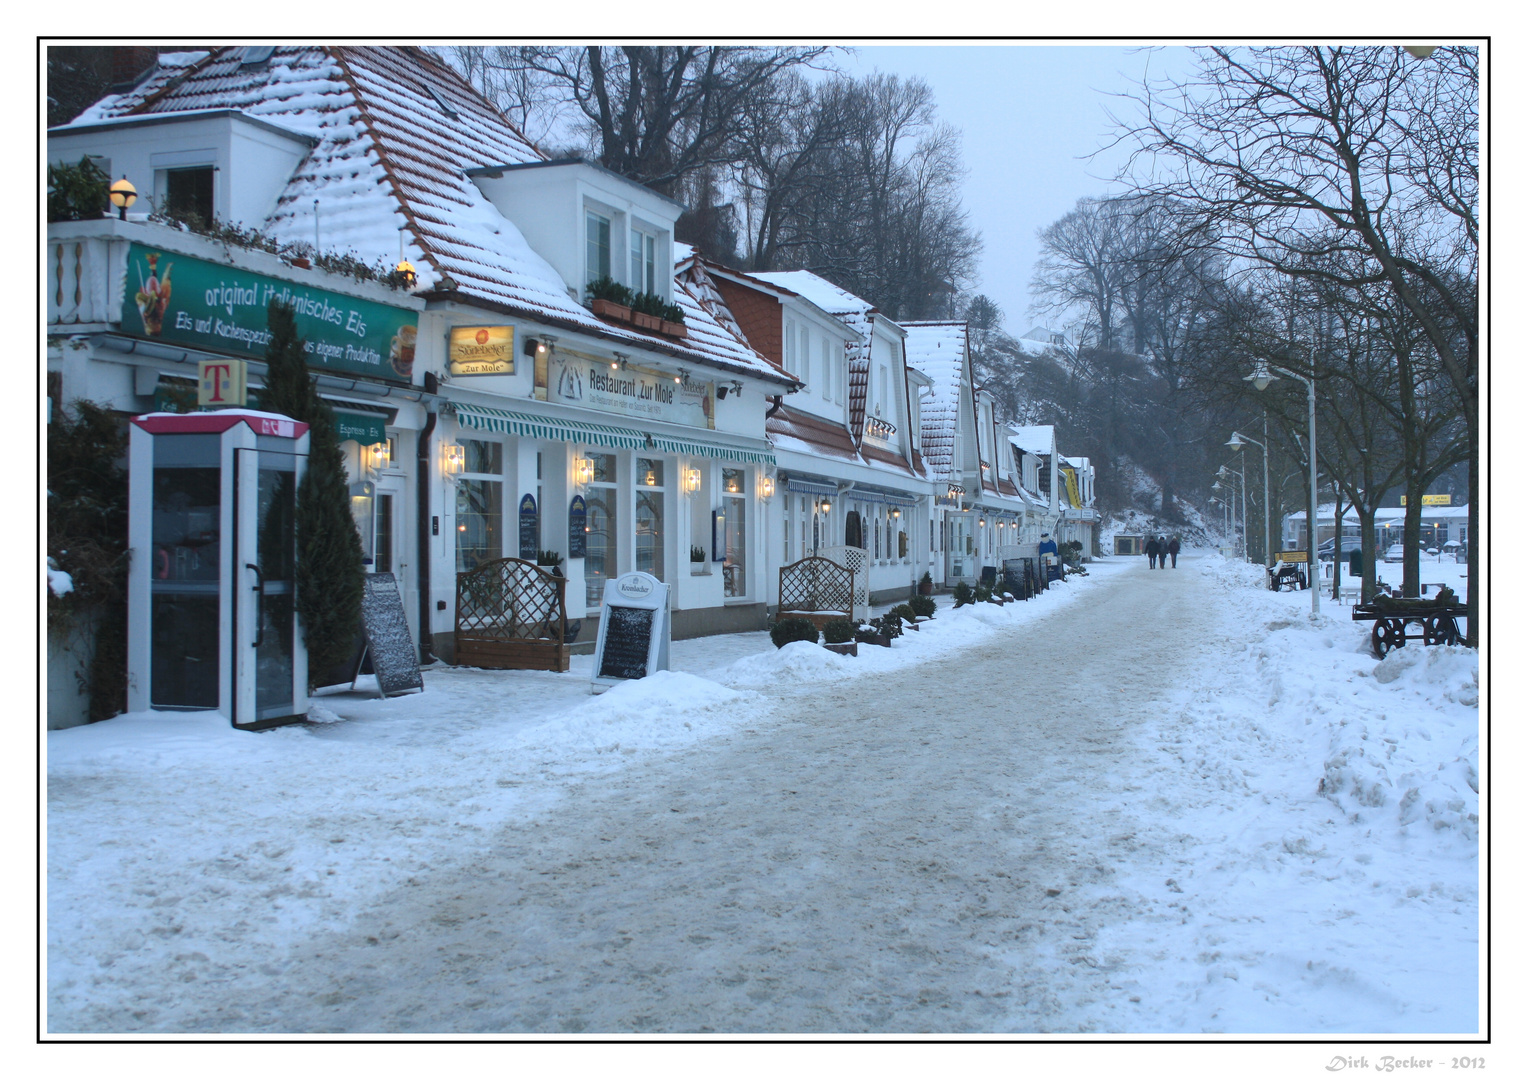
[72,46,788,385]
[901,321,968,485]
[752,270,878,440]
[1009,425,1054,455]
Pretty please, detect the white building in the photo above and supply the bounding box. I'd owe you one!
[743,269,932,603]
[48,45,800,689]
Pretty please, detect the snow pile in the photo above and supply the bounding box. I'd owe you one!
[47,558,73,598]
[722,639,854,689]
[1086,553,1480,1032]
[566,670,754,755]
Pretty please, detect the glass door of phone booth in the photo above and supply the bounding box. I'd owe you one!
[129,411,310,729]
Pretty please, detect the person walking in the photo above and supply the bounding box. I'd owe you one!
[1157,536,1169,569]
[1168,535,1181,568]
[1145,535,1160,569]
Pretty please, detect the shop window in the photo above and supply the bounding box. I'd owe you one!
[844,509,863,550]
[635,457,664,581]
[585,452,617,608]
[722,468,747,598]
[455,438,503,573]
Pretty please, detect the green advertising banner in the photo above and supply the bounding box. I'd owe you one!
[122,243,419,383]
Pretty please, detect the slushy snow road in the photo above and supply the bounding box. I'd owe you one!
[47,554,1480,1034]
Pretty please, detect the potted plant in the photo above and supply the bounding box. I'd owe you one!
[855,612,903,648]
[630,290,666,331]
[892,603,919,630]
[690,545,708,573]
[821,618,858,656]
[660,301,688,338]
[952,580,975,608]
[909,593,936,620]
[535,549,565,577]
[770,617,819,649]
[587,276,634,322]
[918,570,934,596]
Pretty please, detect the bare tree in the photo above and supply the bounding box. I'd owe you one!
[1116,45,1480,643]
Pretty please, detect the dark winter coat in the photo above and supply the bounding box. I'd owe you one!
[1145,538,1161,558]
[1167,537,1181,556]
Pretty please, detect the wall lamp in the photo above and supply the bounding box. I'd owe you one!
[523,334,558,359]
[682,466,702,497]
[717,380,744,400]
[442,443,465,481]
[610,351,629,370]
[575,456,594,487]
[758,474,775,501]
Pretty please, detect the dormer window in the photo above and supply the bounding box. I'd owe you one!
[166,166,213,225]
[586,210,611,285]
[630,227,658,295]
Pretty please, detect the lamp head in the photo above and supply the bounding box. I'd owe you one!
[1226,434,1243,450]
[1244,360,1277,392]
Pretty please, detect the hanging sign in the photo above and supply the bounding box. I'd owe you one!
[121,243,418,382]
[1400,494,1452,507]
[518,493,539,560]
[536,347,714,429]
[568,495,587,558]
[590,572,670,694]
[449,325,515,376]
[198,357,247,407]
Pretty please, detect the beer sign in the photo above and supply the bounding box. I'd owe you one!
[449,325,515,376]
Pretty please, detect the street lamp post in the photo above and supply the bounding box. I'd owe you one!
[1227,428,1271,568]
[1247,358,1319,617]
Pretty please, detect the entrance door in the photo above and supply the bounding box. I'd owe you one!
[234,446,306,726]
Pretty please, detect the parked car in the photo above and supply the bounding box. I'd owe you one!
[1384,543,1405,563]
[1317,538,1362,560]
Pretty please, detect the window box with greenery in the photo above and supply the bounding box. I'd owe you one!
[690,545,709,575]
[821,618,858,656]
[587,276,634,322]
[855,612,903,648]
[629,290,666,332]
[659,302,687,339]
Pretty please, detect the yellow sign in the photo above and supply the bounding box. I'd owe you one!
[1276,550,1307,563]
[449,325,515,376]
[1400,494,1452,507]
[198,357,247,407]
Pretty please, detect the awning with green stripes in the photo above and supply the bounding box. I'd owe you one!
[647,434,776,465]
[450,402,648,450]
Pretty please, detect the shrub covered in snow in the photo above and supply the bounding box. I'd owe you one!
[769,618,819,648]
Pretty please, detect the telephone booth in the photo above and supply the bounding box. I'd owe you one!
[127,410,311,728]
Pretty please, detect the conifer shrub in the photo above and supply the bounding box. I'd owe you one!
[892,603,917,624]
[260,300,365,685]
[47,399,128,720]
[909,593,936,618]
[952,580,975,607]
[47,156,109,222]
[822,618,856,644]
[770,617,819,648]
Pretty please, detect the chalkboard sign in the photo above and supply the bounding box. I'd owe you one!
[1001,559,1025,598]
[357,573,423,697]
[518,493,538,559]
[597,606,655,680]
[568,495,587,559]
[590,572,670,694]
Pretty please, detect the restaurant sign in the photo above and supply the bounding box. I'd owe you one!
[121,243,419,382]
[536,346,713,429]
[449,325,515,376]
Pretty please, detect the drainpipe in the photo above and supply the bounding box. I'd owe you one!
[416,371,439,663]
[766,394,784,419]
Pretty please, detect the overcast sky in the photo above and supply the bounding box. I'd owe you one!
[839,44,1192,337]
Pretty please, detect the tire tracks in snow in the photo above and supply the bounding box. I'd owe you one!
[201,561,1223,1033]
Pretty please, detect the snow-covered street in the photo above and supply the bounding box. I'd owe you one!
[46,554,1480,1034]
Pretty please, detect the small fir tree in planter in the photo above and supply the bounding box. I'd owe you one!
[952,580,975,607]
[918,570,934,596]
[769,617,819,648]
[821,618,858,656]
[909,593,937,619]
[586,276,635,321]
[535,549,565,576]
[260,300,365,686]
[892,602,919,629]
